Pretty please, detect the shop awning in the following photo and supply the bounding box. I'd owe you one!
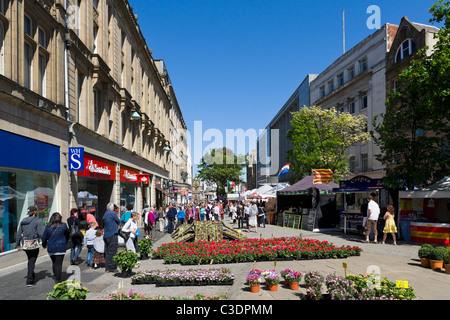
[278,175,338,195]
[399,176,450,199]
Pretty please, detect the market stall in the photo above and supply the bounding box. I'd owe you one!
[333,175,391,235]
[227,193,245,201]
[277,176,338,231]
[398,176,450,245]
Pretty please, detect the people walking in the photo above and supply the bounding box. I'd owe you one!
[146,207,156,240]
[103,202,121,272]
[363,195,380,243]
[158,207,165,232]
[166,204,177,234]
[16,206,44,287]
[177,207,185,226]
[248,202,258,233]
[243,202,250,229]
[142,205,150,237]
[257,204,266,228]
[237,204,244,228]
[122,212,139,252]
[382,204,398,245]
[200,204,206,221]
[120,204,133,225]
[67,208,83,265]
[41,212,70,283]
[213,203,220,221]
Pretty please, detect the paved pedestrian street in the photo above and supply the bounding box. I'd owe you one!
[1,217,449,303]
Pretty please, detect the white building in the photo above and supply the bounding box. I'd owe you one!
[309,23,399,179]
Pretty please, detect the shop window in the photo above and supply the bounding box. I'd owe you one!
[0,169,57,252]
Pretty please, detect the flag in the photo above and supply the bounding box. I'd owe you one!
[312,169,333,184]
[278,163,290,177]
[227,180,235,189]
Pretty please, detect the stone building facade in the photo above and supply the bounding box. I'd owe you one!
[0,0,188,258]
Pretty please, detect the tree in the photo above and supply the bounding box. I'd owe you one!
[372,0,450,190]
[197,147,246,198]
[287,105,371,183]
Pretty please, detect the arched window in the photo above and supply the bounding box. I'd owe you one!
[395,39,416,63]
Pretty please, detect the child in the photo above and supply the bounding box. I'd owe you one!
[83,222,97,267]
[177,207,185,226]
[382,204,398,245]
[92,229,105,269]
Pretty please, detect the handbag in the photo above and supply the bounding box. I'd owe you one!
[119,227,130,241]
[22,238,40,250]
[20,220,40,250]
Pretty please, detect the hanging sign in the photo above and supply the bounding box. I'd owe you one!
[68,147,84,171]
[138,174,150,184]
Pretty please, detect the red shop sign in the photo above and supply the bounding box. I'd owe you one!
[120,166,140,184]
[138,174,150,184]
[77,153,116,180]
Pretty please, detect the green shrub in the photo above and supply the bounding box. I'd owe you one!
[113,250,140,271]
[46,280,89,300]
[138,238,152,256]
[418,244,433,259]
[430,246,448,261]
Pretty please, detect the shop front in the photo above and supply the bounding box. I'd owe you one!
[77,153,116,227]
[333,175,391,235]
[119,165,140,211]
[399,176,450,245]
[0,130,60,253]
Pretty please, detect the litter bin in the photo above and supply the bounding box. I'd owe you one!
[400,221,411,242]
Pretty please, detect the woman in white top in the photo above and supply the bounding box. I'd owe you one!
[122,212,139,252]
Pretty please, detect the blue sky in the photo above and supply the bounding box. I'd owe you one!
[130,0,441,165]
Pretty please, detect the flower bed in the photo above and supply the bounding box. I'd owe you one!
[100,289,230,300]
[304,271,416,300]
[152,237,362,265]
[131,268,235,286]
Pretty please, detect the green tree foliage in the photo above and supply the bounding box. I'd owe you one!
[372,0,449,190]
[287,105,371,183]
[197,147,245,197]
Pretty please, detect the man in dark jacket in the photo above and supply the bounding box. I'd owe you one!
[16,206,44,286]
[166,204,177,234]
[102,202,121,272]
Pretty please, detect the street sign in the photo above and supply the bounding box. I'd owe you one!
[68,147,84,171]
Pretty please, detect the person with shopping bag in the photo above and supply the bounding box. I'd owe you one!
[16,206,44,287]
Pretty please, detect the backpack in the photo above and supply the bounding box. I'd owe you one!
[70,221,82,238]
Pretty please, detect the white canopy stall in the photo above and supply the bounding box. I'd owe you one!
[398,176,450,245]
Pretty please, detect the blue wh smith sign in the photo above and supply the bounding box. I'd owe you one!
[68,147,84,171]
